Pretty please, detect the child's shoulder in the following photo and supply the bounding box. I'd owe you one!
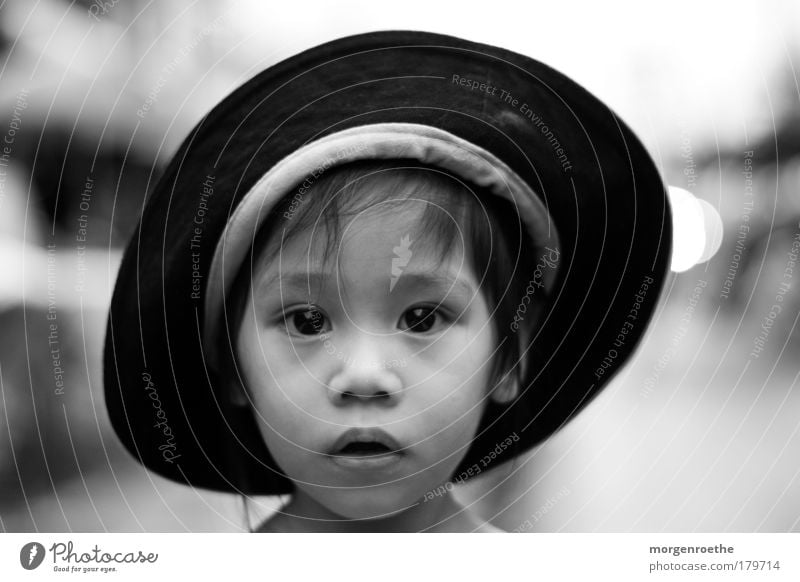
[252,512,294,533]
[250,506,508,533]
[472,522,506,533]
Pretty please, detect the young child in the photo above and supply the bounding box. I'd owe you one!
[224,159,546,531]
[104,30,671,532]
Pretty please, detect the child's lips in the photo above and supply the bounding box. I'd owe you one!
[326,427,405,470]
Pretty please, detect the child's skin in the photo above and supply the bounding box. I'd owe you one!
[234,194,516,532]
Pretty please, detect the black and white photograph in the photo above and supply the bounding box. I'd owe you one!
[0,0,798,575]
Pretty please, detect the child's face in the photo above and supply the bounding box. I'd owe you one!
[235,197,506,520]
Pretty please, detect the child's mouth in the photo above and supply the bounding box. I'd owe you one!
[338,441,394,455]
[327,428,405,470]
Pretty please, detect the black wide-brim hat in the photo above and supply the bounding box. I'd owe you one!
[104,30,671,495]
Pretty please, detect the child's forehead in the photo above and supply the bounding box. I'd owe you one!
[255,199,464,270]
[254,258,477,299]
[247,219,475,303]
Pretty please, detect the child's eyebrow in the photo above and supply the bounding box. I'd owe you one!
[391,271,477,297]
[257,270,476,297]
[258,272,327,295]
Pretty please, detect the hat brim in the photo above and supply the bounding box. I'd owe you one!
[104,29,671,495]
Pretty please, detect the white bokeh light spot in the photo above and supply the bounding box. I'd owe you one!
[667,186,723,273]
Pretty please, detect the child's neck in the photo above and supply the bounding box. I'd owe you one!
[255,489,502,533]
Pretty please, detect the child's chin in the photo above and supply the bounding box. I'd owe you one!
[318,488,415,522]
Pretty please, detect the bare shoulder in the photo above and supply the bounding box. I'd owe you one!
[473,521,507,533]
[253,512,291,533]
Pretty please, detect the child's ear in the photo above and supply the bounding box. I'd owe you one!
[490,369,520,404]
[490,333,530,404]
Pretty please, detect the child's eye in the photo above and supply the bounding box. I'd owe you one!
[399,306,449,333]
[284,306,329,336]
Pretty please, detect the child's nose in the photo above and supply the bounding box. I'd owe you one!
[326,341,403,406]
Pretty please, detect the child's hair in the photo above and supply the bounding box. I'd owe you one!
[217,159,547,479]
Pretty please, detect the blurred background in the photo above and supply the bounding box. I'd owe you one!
[0,0,798,532]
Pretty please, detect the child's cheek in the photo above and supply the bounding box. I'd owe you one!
[248,376,325,461]
[412,395,485,468]
[240,329,321,405]
[416,325,496,382]
[405,325,495,444]
[257,350,322,405]
[407,358,489,439]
